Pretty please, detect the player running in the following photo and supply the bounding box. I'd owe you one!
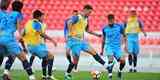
[124,9,147,72]
[101,14,126,80]
[0,0,35,80]
[21,10,58,80]
[64,4,113,80]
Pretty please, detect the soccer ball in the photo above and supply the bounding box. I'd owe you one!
[90,70,101,80]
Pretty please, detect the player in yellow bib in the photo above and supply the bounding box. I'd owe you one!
[124,9,147,72]
[64,5,113,80]
[22,10,58,80]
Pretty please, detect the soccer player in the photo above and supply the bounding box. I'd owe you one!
[0,0,35,80]
[64,10,79,71]
[101,14,126,80]
[64,4,112,80]
[124,9,146,72]
[22,10,58,80]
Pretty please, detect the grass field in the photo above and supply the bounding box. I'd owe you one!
[0,70,160,80]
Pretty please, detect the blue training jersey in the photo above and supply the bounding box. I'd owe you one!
[102,23,124,47]
[0,10,10,37]
[8,11,23,33]
[64,19,69,38]
[0,10,23,37]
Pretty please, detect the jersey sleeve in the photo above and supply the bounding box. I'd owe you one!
[138,19,144,28]
[12,12,23,22]
[119,23,125,34]
[32,21,42,32]
[69,16,79,24]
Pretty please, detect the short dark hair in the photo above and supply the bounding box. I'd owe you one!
[0,0,10,10]
[83,4,93,10]
[73,10,78,13]
[33,10,44,19]
[12,1,23,12]
[108,14,114,20]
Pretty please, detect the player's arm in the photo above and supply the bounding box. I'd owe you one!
[121,23,128,52]
[85,24,102,37]
[101,29,105,56]
[138,19,147,37]
[67,16,79,33]
[40,33,57,47]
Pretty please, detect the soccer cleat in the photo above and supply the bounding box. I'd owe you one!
[133,69,137,72]
[64,74,72,80]
[47,75,58,80]
[117,71,122,80]
[3,74,11,80]
[108,73,112,80]
[73,69,78,72]
[106,60,115,70]
[41,75,47,80]
[129,68,133,72]
[29,75,36,80]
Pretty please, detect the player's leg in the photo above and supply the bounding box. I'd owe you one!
[127,38,134,72]
[17,52,35,80]
[82,42,113,69]
[114,48,125,80]
[29,54,35,66]
[5,41,35,80]
[47,52,57,80]
[4,55,16,75]
[0,55,4,66]
[133,41,140,72]
[41,56,48,79]
[65,54,79,80]
[35,43,57,80]
[0,45,6,66]
[117,57,125,80]
[66,48,72,63]
[107,55,114,80]
[73,56,79,72]
[65,44,80,80]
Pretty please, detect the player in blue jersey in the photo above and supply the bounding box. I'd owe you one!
[0,1,35,80]
[101,14,126,80]
[64,10,79,71]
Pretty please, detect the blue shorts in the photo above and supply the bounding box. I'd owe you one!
[105,45,123,60]
[27,44,48,58]
[0,37,21,56]
[126,34,139,55]
[67,37,91,57]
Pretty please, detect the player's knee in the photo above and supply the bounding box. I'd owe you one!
[17,52,27,61]
[47,52,54,59]
[120,59,125,65]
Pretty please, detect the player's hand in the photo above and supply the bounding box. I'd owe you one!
[124,45,128,53]
[100,51,103,56]
[53,41,57,47]
[144,32,147,37]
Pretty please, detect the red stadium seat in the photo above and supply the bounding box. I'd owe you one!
[20,0,159,31]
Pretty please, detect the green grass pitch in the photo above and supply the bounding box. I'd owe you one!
[0,70,160,80]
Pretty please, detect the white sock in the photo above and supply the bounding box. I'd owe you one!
[108,73,112,77]
[29,75,35,80]
[104,62,113,68]
[134,67,137,70]
[129,66,133,69]
[4,69,10,75]
[65,72,71,76]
